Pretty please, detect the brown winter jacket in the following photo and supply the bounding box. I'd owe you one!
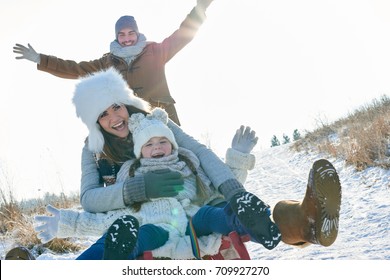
[37,6,208,125]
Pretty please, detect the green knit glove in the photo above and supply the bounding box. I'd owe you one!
[144,169,184,198]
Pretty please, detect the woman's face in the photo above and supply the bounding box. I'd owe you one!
[98,104,129,138]
[117,27,139,47]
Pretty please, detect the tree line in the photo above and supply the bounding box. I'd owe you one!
[270,129,301,147]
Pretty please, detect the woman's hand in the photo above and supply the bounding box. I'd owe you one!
[34,205,60,243]
[231,126,258,154]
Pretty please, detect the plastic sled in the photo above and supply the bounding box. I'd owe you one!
[141,231,251,260]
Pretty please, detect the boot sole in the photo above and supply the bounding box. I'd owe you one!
[104,215,139,260]
[311,159,342,246]
[230,192,281,250]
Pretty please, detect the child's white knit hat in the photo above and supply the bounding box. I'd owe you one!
[129,108,178,158]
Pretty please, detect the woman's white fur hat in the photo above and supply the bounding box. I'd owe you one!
[129,108,178,158]
[72,67,150,153]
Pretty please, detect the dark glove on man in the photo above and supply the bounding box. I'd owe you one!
[144,169,184,198]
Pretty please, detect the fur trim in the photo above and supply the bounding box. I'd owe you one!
[72,67,150,153]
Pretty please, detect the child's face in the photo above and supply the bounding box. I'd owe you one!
[98,104,129,138]
[117,27,139,47]
[141,137,173,159]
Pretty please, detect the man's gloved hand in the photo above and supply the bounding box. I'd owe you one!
[13,43,41,64]
[231,125,258,154]
[34,205,60,243]
[197,0,214,10]
[144,169,184,198]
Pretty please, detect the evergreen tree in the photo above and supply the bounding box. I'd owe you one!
[293,129,301,141]
[271,135,280,147]
[282,134,291,144]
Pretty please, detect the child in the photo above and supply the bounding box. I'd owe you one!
[34,108,281,259]
[105,108,281,259]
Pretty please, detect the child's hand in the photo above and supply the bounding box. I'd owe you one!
[144,169,184,198]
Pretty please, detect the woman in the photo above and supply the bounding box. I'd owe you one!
[6,67,342,259]
[34,108,279,260]
[69,67,281,259]
[73,67,256,214]
[13,0,216,124]
[72,67,341,249]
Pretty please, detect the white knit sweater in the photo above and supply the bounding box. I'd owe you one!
[56,148,255,259]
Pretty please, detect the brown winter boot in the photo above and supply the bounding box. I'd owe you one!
[273,159,341,247]
[5,246,35,260]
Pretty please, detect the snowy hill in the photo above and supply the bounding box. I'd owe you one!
[246,144,390,260]
[1,144,389,260]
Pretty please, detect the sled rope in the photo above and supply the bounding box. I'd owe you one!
[188,218,201,260]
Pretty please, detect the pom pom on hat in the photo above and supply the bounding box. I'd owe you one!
[72,67,150,153]
[129,108,178,158]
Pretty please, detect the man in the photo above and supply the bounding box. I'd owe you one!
[13,0,215,125]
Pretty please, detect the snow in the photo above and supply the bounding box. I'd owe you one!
[245,144,390,260]
[1,144,389,278]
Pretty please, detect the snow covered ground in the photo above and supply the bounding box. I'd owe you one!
[2,143,390,261]
[246,144,390,260]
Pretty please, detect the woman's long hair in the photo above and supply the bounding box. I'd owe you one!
[99,105,148,164]
[128,153,208,212]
